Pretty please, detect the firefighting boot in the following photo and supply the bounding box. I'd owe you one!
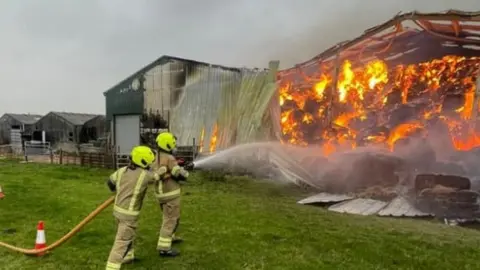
[172,234,183,244]
[159,248,180,257]
[122,249,137,264]
[123,257,139,264]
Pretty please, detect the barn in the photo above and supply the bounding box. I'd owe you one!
[104,55,280,156]
[0,113,42,145]
[35,112,106,145]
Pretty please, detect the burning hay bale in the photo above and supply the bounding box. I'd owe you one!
[279,55,480,154]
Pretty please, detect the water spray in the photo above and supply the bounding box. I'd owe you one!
[189,142,272,171]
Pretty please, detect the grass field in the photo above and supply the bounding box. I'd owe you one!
[1,160,480,270]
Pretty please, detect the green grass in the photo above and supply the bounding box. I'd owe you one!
[1,161,480,270]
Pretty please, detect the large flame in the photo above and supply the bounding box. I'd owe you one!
[279,55,480,155]
[209,123,218,153]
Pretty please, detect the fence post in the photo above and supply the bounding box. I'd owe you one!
[49,148,53,164]
[80,152,84,166]
[59,150,63,165]
[24,143,28,163]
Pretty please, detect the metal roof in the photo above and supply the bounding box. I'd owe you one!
[3,113,42,125]
[297,193,354,205]
[299,194,435,217]
[377,196,433,217]
[328,198,388,216]
[103,55,245,96]
[49,112,102,126]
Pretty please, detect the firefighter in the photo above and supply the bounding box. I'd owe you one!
[105,145,167,270]
[153,132,190,257]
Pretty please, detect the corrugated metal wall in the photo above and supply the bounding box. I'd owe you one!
[170,64,240,151]
[143,61,185,115]
[222,68,280,146]
[169,61,281,152]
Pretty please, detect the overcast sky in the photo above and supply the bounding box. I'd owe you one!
[0,0,478,115]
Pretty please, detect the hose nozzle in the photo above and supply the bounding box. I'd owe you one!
[184,162,195,171]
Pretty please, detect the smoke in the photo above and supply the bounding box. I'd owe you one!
[259,0,480,69]
[192,127,480,193]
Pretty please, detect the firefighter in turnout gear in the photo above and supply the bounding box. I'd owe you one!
[105,145,167,270]
[153,132,190,257]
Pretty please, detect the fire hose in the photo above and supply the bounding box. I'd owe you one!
[0,162,196,256]
[0,196,114,255]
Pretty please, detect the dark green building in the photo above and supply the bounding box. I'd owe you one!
[104,55,244,155]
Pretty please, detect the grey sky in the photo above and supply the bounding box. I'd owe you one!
[0,0,478,115]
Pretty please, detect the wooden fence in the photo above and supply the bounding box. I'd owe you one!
[20,150,117,168]
[0,144,197,170]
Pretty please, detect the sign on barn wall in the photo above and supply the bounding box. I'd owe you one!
[105,75,145,121]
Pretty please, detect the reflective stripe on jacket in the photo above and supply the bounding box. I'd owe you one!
[109,166,159,219]
[152,152,187,202]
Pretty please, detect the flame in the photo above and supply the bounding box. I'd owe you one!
[199,127,205,152]
[209,123,218,153]
[279,55,480,154]
[386,122,425,151]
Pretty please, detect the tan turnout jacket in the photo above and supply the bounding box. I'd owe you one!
[109,166,164,220]
[152,152,189,203]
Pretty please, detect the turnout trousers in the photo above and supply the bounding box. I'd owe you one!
[106,218,137,270]
[157,196,181,251]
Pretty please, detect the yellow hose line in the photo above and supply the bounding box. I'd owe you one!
[0,196,114,255]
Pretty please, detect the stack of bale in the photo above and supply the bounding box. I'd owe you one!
[414,174,480,219]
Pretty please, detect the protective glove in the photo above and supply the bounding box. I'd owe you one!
[175,174,188,182]
[184,162,195,171]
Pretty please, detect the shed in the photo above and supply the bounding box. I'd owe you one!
[81,115,107,142]
[0,113,42,145]
[35,112,105,145]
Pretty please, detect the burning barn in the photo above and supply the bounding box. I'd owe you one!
[275,10,480,221]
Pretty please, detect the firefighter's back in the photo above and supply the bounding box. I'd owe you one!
[113,167,149,220]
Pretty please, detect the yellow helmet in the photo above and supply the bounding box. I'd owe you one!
[130,145,155,168]
[156,132,177,152]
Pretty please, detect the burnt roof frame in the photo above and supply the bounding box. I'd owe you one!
[279,10,480,77]
[103,55,243,96]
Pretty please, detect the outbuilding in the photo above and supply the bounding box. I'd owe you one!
[35,112,106,145]
[0,113,42,145]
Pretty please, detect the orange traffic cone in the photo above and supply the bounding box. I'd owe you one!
[0,186,4,199]
[34,221,47,256]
